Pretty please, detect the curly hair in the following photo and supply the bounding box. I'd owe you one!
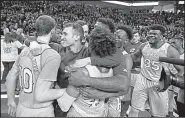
[117,24,133,40]
[149,24,166,35]
[97,18,115,33]
[88,27,117,58]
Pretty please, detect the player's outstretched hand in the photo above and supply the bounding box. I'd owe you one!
[7,101,17,117]
[29,41,42,56]
[157,67,171,92]
[72,57,91,68]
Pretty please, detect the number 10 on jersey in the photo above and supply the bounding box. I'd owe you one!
[19,66,33,93]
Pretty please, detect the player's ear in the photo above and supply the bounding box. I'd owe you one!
[74,34,80,41]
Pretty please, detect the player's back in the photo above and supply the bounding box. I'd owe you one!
[72,65,113,117]
[18,46,59,108]
[141,42,170,81]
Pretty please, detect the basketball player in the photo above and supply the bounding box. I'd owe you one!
[67,27,129,117]
[128,24,184,117]
[26,21,124,117]
[5,15,79,117]
[75,20,89,47]
[168,35,184,117]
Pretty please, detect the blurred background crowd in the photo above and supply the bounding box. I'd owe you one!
[1,1,184,41]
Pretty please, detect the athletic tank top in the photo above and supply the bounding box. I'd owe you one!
[18,45,54,108]
[72,65,113,117]
[141,43,170,81]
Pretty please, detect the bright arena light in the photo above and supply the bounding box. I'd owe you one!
[103,1,159,6]
[103,1,130,6]
[179,1,184,4]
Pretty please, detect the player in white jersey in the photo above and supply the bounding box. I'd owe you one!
[6,15,79,117]
[67,27,129,117]
[128,24,184,117]
[169,35,184,117]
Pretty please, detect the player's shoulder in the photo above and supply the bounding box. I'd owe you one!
[42,47,61,61]
[140,42,148,50]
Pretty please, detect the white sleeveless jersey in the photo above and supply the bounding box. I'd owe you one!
[141,43,170,81]
[72,65,116,117]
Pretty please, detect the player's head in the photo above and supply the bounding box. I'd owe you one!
[131,30,141,44]
[35,15,56,37]
[115,24,133,44]
[10,25,17,33]
[94,18,115,33]
[170,35,184,50]
[4,32,14,43]
[76,20,89,38]
[16,28,23,35]
[88,27,117,58]
[61,22,84,47]
[147,24,166,44]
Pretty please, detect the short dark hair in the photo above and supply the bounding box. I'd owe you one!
[149,24,166,35]
[173,35,184,43]
[97,18,115,33]
[88,27,117,58]
[35,15,56,36]
[75,20,88,26]
[63,22,84,41]
[4,32,14,43]
[117,24,133,40]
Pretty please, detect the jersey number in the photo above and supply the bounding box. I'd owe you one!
[144,59,160,71]
[19,66,33,93]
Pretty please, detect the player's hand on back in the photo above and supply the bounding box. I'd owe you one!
[68,69,90,86]
[7,101,17,117]
[29,41,42,56]
[72,57,91,68]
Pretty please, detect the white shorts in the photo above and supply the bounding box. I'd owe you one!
[106,97,121,117]
[67,106,107,117]
[131,74,169,117]
[131,73,140,87]
[16,104,54,117]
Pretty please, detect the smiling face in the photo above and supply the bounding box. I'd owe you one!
[60,26,76,47]
[147,30,161,45]
[131,32,140,43]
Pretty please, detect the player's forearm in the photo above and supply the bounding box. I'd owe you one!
[35,80,65,103]
[159,57,184,66]
[36,88,65,103]
[5,69,18,102]
[171,75,184,89]
[90,74,129,92]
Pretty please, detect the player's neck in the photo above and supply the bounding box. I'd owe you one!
[150,40,164,49]
[37,35,50,44]
[70,42,83,53]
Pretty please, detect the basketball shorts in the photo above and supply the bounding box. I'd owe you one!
[16,104,54,117]
[106,97,121,117]
[131,74,169,117]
